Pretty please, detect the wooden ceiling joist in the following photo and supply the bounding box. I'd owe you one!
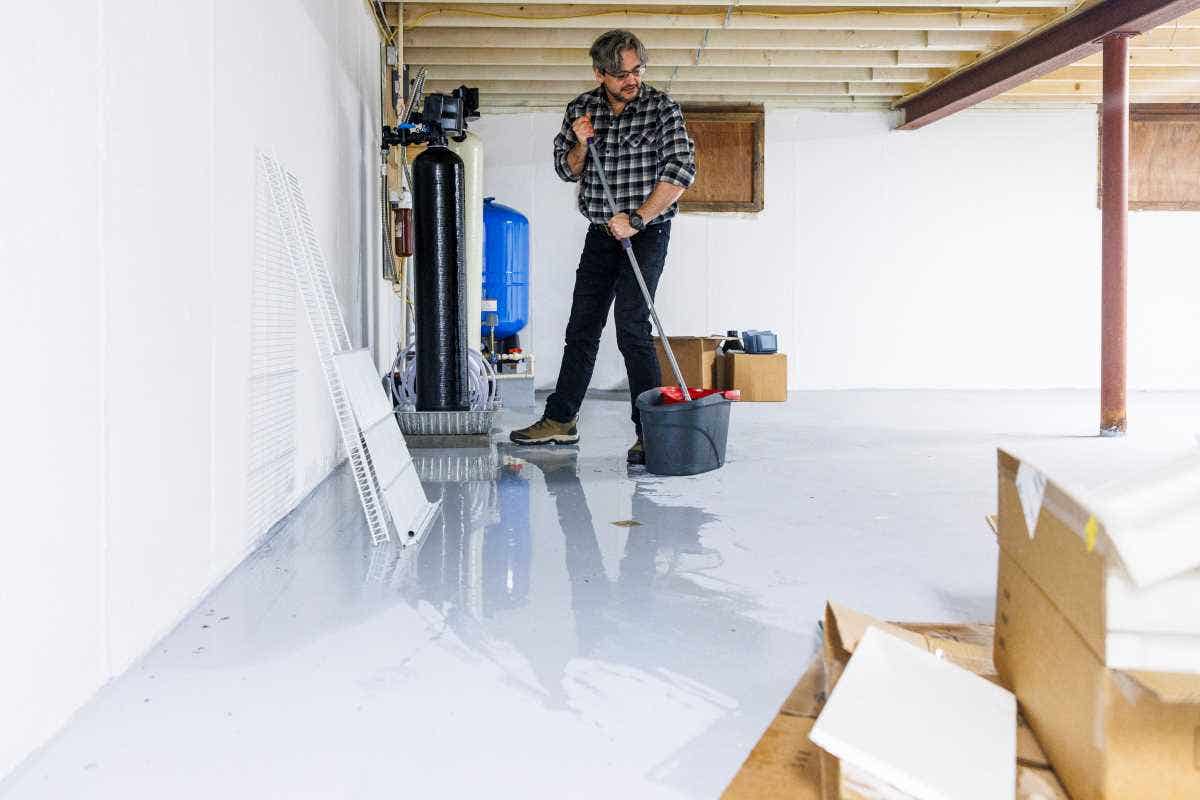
[425,78,922,95]
[404,46,976,67]
[1130,27,1200,45]
[402,4,1054,31]
[422,64,943,82]
[403,27,1020,51]
[393,0,1200,114]
[1078,49,1200,67]
[1009,79,1200,95]
[1045,65,1200,81]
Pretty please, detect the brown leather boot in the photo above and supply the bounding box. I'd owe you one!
[509,417,580,446]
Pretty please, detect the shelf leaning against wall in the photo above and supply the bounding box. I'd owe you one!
[258,150,439,547]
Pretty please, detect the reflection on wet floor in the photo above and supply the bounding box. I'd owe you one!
[345,443,798,796]
[17,390,1162,798]
[369,445,758,700]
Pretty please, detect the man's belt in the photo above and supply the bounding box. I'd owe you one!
[588,221,667,237]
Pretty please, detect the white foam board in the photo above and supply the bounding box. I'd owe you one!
[1106,631,1200,675]
[1090,450,1200,589]
[809,627,1016,800]
[1106,567,1200,637]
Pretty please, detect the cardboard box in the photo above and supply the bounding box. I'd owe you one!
[994,449,1200,800]
[722,603,1070,799]
[725,352,787,402]
[819,604,1068,800]
[996,449,1200,672]
[653,336,728,390]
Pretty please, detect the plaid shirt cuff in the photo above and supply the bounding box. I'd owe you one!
[657,161,696,189]
[554,140,582,183]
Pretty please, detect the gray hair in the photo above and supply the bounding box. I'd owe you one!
[589,30,648,75]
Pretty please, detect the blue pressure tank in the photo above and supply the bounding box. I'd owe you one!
[481,197,530,341]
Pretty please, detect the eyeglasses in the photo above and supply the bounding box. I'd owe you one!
[604,64,647,80]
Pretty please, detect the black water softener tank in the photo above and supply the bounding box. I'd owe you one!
[413,145,469,412]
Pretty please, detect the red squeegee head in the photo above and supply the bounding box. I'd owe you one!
[659,387,741,405]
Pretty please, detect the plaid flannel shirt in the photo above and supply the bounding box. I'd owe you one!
[553,84,697,225]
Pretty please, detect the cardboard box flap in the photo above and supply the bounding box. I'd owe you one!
[825,602,926,657]
[826,603,995,680]
[1000,447,1200,589]
[1015,715,1052,769]
[907,625,997,679]
[998,449,1101,548]
[1123,669,1200,705]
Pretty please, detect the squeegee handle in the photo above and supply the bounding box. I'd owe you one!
[586,139,692,403]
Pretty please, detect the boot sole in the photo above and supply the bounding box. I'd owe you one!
[509,433,580,446]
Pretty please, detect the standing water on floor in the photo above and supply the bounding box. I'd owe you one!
[5,392,1198,798]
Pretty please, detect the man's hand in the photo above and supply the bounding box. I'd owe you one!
[565,114,593,176]
[607,213,636,240]
[571,113,594,143]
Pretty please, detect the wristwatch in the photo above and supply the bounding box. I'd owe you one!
[629,212,646,232]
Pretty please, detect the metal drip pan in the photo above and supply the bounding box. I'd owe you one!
[395,407,500,436]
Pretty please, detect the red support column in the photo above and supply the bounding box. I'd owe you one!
[1100,34,1131,436]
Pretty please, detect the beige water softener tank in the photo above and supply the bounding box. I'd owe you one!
[449,131,484,353]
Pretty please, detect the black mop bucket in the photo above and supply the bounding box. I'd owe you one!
[637,388,731,476]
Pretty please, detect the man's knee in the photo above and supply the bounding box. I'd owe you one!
[564,302,609,339]
[564,322,604,354]
[615,317,653,356]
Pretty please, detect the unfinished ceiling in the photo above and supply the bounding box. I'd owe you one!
[389,1,1200,113]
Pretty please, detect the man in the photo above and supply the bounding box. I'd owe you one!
[509,29,697,465]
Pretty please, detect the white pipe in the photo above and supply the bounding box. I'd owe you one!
[449,131,484,352]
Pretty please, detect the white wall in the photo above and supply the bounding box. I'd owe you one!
[472,106,1200,392]
[0,0,394,780]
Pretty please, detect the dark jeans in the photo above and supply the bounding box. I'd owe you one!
[545,221,671,435]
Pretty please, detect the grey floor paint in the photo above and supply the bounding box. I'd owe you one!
[4,391,1197,798]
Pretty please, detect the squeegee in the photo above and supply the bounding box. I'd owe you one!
[586,138,691,403]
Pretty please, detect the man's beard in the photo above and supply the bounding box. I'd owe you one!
[605,83,637,103]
